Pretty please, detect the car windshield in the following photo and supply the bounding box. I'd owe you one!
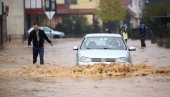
[80,37,126,50]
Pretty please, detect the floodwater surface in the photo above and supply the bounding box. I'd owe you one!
[0,39,170,97]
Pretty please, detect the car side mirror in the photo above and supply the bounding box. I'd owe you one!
[73,46,78,50]
[129,47,136,51]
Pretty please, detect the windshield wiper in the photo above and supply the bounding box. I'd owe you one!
[86,48,113,50]
[86,48,95,49]
[103,48,113,49]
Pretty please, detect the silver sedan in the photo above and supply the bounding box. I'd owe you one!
[28,26,65,39]
[73,33,136,65]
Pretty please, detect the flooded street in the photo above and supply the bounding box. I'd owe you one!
[0,38,170,97]
[1,0,170,96]
[0,38,170,68]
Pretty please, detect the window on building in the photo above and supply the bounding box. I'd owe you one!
[25,0,42,9]
[30,0,36,8]
[130,0,132,7]
[25,0,31,8]
[65,0,77,5]
[64,0,70,5]
[51,0,56,10]
[36,0,42,8]
[70,0,77,4]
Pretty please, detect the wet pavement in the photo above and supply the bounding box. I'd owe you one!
[0,38,170,97]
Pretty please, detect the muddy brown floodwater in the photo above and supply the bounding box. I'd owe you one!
[0,38,170,97]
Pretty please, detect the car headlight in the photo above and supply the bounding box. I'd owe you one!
[80,56,91,62]
[116,57,127,63]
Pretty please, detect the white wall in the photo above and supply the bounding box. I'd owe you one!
[128,0,145,29]
[3,0,24,41]
[128,0,145,18]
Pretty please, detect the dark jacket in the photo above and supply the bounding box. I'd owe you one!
[140,24,146,38]
[28,29,51,47]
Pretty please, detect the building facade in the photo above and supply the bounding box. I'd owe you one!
[3,0,24,42]
[0,0,98,41]
[128,0,146,29]
[1,0,133,41]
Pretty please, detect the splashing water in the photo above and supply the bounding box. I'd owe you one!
[0,63,170,79]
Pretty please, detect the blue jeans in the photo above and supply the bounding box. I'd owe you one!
[33,47,44,65]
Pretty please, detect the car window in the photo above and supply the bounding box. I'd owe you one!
[42,27,50,32]
[28,27,33,33]
[80,37,126,50]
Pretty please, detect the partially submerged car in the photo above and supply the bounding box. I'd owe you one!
[73,33,136,65]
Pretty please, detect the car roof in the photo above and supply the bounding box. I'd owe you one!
[28,26,51,33]
[40,26,49,28]
[84,33,122,38]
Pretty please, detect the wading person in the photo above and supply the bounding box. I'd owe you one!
[28,23,53,65]
[121,26,128,43]
[140,22,146,47]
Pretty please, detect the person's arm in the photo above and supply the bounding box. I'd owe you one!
[42,30,52,45]
[28,31,33,46]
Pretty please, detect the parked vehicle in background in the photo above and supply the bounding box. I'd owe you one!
[73,33,136,65]
[28,26,65,39]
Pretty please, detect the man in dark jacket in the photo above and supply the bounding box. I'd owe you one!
[28,23,53,65]
[140,22,146,47]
